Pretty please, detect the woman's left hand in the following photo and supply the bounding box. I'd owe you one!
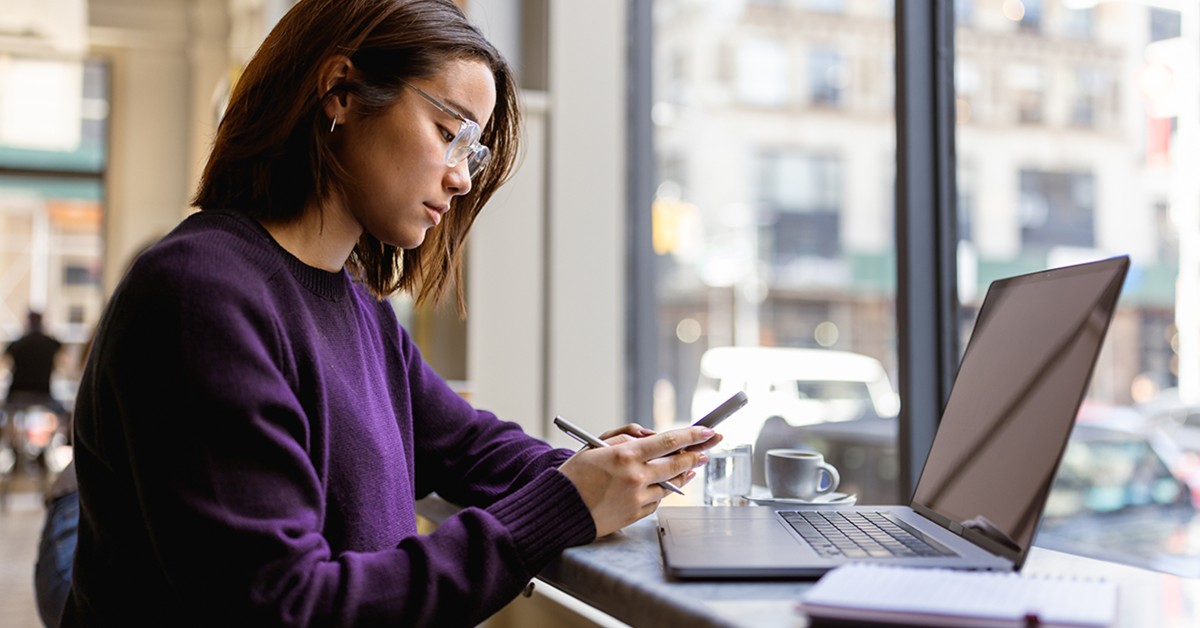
[598,423,655,443]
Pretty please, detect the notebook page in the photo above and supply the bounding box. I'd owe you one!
[800,564,1117,627]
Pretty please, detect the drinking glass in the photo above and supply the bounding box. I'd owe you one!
[703,443,752,506]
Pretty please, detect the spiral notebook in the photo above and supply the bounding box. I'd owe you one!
[800,564,1117,627]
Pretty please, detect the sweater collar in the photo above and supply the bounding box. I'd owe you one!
[216,210,351,301]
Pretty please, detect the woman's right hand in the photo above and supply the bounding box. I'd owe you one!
[557,426,717,538]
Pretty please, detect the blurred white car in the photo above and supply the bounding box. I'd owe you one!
[690,346,899,448]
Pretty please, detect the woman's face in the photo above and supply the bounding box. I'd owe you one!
[337,59,496,249]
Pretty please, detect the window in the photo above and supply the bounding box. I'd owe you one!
[0,56,108,344]
[954,0,974,25]
[1150,8,1181,43]
[1017,169,1095,251]
[1016,0,1043,33]
[758,151,842,264]
[957,165,975,244]
[955,60,981,124]
[1006,64,1045,124]
[653,0,898,504]
[1062,6,1094,40]
[1154,200,1177,264]
[804,0,846,13]
[735,39,789,107]
[1068,67,1109,128]
[808,49,846,107]
[644,0,1198,579]
[956,1,1195,576]
[1139,311,1176,393]
[63,264,99,287]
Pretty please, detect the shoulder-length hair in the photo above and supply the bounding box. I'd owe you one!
[193,0,521,313]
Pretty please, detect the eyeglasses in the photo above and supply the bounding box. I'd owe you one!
[403,82,491,179]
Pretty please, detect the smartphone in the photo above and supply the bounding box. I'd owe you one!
[659,391,747,457]
[692,391,748,429]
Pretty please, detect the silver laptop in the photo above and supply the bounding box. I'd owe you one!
[657,255,1130,578]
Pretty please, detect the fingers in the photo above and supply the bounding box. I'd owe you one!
[646,448,706,486]
[679,432,724,454]
[602,433,637,447]
[599,427,711,491]
[598,423,655,442]
[631,426,715,459]
[637,469,697,517]
[564,439,704,537]
[667,469,697,492]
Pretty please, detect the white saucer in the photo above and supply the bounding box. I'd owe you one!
[747,485,857,507]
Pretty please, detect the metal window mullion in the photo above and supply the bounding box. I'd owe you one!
[894,0,959,501]
[628,0,657,426]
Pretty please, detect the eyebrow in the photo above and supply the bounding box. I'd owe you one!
[444,98,482,126]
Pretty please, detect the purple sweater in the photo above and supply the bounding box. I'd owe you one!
[64,211,596,626]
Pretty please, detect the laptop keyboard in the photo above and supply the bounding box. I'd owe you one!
[779,510,957,559]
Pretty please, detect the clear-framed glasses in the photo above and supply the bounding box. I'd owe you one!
[402,81,492,178]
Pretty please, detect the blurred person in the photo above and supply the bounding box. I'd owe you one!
[2,310,67,488]
[4,311,70,627]
[64,1,721,625]
[2,310,65,415]
[34,457,76,626]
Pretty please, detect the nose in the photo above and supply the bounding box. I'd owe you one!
[444,160,472,197]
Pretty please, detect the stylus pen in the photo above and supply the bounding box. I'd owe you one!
[553,415,686,496]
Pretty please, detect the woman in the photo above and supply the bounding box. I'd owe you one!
[64,0,718,625]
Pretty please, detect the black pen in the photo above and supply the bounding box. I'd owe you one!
[553,415,686,496]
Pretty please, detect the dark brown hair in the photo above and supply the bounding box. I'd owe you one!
[192,0,521,312]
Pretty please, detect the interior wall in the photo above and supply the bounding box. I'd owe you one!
[89,0,231,292]
[467,91,548,433]
[89,1,191,291]
[545,2,626,440]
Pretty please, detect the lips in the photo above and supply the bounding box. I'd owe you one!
[424,202,449,226]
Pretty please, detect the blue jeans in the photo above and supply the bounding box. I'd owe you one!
[35,491,78,627]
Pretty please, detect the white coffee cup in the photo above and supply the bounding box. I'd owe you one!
[765,449,840,500]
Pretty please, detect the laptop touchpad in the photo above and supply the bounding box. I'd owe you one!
[663,517,814,560]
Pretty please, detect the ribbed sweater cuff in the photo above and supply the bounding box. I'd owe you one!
[488,468,596,569]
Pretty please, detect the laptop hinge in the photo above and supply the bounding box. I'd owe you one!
[948,521,965,535]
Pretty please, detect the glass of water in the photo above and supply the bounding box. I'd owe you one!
[703,443,752,506]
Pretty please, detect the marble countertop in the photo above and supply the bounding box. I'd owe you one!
[538,517,812,627]
[417,496,1200,628]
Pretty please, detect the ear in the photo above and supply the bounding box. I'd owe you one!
[317,55,355,125]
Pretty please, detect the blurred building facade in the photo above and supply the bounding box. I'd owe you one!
[652,0,1188,423]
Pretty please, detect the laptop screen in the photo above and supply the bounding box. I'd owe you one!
[910,256,1128,563]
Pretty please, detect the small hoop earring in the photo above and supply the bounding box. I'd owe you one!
[329,117,338,133]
